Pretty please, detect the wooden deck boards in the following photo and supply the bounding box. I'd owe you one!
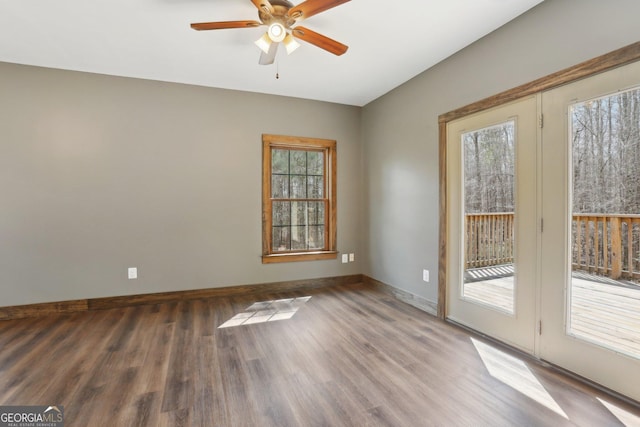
[464,276,515,313]
[463,272,640,358]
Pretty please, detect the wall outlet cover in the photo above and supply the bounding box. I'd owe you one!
[422,269,429,282]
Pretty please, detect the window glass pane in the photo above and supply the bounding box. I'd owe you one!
[272,201,290,226]
[308,151,324,175]
[462,121,516,314]
[290,150,307,175]
[569,86,640,358]
[272,149,289,174]
[464,123,515,213]
[291,226,307,250]
[272,175,289,198]
[290,176,307,198]
[308,226,325,249]
[308,202,324,226]
[308,176,324,199]
[292,201,307,226]
[272,226,290,251]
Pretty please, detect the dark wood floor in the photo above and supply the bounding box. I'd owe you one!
[1,283,639,426]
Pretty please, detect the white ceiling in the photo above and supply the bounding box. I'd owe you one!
[0,0,543,106]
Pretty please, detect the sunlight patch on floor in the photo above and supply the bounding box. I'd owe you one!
[218,296,311,328]
[597,397,640,427]
[471,338,568,419]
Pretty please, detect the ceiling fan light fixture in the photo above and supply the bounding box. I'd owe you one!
[191,0,351,64]
[267,22,286,42]
[255,32,272,54]
[283,33,300,55]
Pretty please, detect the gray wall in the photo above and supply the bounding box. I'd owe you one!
[3,0,639,310]
[0,64,362,306]
[362,0,640,305]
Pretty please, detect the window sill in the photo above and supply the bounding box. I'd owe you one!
[262,251,338,264]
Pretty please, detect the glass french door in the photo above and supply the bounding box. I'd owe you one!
[447,96,538,353]
[447,58,640,402]
[540,59,640,401]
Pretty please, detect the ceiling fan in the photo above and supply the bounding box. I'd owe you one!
[191,0,350,65]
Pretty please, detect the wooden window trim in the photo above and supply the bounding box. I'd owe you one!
[262,134,337,263]
[437,41,640,319]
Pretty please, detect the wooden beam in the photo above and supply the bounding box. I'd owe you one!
[439,41,640,125]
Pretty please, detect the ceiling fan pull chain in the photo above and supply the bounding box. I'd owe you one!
[276,61,279,79]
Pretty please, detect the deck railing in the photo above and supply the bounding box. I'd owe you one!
[573,214,640,281]
[465,213,640,281]
[465,213,514,269]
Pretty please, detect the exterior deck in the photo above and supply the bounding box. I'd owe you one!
[463,266,640,358]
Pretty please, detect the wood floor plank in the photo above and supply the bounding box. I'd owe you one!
[1,283,639,426]
[121,391,162,427]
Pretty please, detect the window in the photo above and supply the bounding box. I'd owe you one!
[262,134,337,263]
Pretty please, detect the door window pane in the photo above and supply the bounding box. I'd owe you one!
[569,87,640,358]
[462,121,516,314]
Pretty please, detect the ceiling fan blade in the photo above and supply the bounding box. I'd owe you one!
[191,20,262,31]
[292,26,348,56]
[259,42,279,65]
[251,0,275,14]
[287,0,350,20]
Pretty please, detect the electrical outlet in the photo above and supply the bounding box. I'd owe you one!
[128,267,138,279]
[422,269,429,283]
[341,254,349,263]
[349,253,355,262]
